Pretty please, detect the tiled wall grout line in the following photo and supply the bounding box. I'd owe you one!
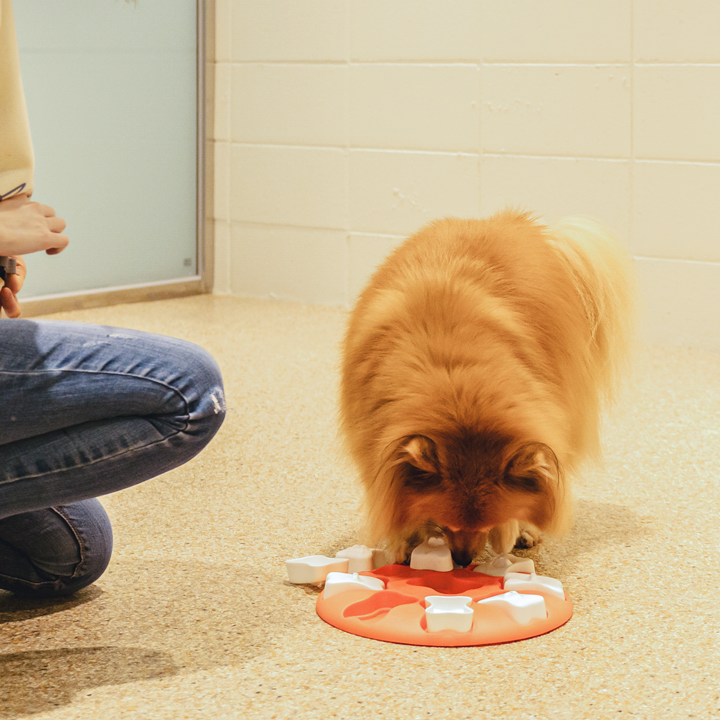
[225,0,233,292]
[232,220,352,233]
[485,153,720,166]
[344,0,351,305]
[229,142,482,155]
[634,255,720,267]
[482,62,632,67]
[482,153,630,162]
[230,61,485,67]
[629,0,635,250]
[478,2,484,222]
[633,158,720,166]
[221,0,233,293]
[634,62,720,67]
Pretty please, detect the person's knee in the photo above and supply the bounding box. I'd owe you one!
[198,349,226,429]
[57,498,114,595]
[1,499,113,599]
[180,343,226,444]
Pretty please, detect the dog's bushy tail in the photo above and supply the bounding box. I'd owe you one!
[547,217,636,404]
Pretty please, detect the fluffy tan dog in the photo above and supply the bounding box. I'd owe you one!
[340,210,635,565]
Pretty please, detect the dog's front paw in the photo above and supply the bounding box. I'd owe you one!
[392,542,413,565]
[514,524,541,549]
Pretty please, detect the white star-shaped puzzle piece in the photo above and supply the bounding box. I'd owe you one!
[323,571,386,599]
[285,555,349,584]
[503,572,565,600]
[477,591,547,625]
[473,553,535,576]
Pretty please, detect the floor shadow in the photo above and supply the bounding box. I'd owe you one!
[0,645,178,717]
[316,502,649,574]
[567,498,651,547]
[526,498,653,577]
[0,586,103,625]
[319,529,367,560]
[0,558,291,687]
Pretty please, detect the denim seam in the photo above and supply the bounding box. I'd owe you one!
[2,425,191,484]
[0,368,193,483]
[49,506,86,580]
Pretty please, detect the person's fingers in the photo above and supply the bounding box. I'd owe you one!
[0,198,68,255]
[44,233,70,253]
[38,203,57,218]
[46,215,66,232]
[0,287,21,318]
[6,274,22,294]
[6,259,26,294]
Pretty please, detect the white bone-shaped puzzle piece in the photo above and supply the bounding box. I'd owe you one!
[425,595,474,633]
[410,537,453,572]
[323,571,386,599]
[503,572,565,600]
[477,591,546,625]
[286,555,349,584]
[335,545,374,573]
[473,553,535,577]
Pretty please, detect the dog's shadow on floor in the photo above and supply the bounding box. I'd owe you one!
[319,505,649,578]
[528,498,652,578]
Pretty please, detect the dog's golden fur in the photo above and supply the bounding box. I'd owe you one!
[340,210,635,565]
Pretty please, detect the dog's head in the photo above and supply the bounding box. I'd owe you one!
[376,429,562,565]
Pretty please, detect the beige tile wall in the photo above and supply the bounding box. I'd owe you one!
[213,0,720,349]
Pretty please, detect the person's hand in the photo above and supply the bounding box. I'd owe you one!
[0,194,69,256]
[0,255,27,318]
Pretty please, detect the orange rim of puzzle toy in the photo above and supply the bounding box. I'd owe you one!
[315,564,573,647]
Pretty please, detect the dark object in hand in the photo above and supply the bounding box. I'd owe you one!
[0,256,17,282]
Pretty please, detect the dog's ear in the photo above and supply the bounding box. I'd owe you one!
[504,443,559,492]
[400,435,439,474]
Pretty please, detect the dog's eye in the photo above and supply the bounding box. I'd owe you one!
[402,463,441,491]
[503,473,542,493]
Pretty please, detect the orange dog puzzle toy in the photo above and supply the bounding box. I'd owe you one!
[315,563,572,647]
[287,541,573,647]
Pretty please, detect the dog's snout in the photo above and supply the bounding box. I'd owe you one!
[444,526,488,567]
[451,548,474,567]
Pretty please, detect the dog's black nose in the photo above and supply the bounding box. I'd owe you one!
[451,549,474,567]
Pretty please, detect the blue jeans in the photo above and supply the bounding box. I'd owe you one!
[0,319,226,598]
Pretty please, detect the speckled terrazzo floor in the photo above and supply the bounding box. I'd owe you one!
[1,294,719,720]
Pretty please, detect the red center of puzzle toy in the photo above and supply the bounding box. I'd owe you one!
[315,564,573,647]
